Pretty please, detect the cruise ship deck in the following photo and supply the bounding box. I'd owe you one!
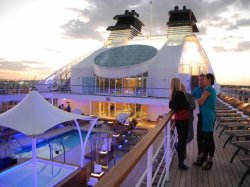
[94,101,250,187]
[118,109,250,187]
[0,4,249,185]
[1,94,250,186]
[165,120,250,187]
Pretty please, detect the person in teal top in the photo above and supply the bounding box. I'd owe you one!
[200,85,216,132]
[197,73,216,170]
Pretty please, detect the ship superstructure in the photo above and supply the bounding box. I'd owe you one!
[2,6,216,121]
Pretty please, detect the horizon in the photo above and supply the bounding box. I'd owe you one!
[0,0,250,85]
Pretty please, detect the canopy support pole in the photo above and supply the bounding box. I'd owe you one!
[32,137,37,187]
[74,118,98,168]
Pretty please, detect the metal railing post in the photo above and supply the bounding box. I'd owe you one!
[147,145,153,187]
[164,120,170,180]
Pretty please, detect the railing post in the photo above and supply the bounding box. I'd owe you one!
[147,145,153,187]
[164,120,170,180]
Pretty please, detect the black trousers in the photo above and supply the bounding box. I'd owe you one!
[197,113,203,155]
[175,120,189,165]
[202,131,215,157]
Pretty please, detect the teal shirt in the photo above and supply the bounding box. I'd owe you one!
[192,86,204,111]
[201,86,216,132]
[192,86,203,99]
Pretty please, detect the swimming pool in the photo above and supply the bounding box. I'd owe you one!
[0,158,79,187]
[14,130,91,159]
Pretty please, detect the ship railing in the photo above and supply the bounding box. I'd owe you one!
[221,86,250,103]
[95,110,176,187]
[43,51,96,91]
[0,84,171,98]
[69,84,170,98]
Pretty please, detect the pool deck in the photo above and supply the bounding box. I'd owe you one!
[1,119,153,165]
[1,118,159,186]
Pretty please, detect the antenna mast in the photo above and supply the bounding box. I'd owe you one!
[149,1,152,37]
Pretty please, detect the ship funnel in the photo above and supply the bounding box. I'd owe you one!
[105,10,144,44]
[167,6,199,40]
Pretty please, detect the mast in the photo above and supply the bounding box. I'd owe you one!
[149,1,152,37]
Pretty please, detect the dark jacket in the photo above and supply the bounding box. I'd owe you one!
[169,91,189,110]
[169,91,190,121]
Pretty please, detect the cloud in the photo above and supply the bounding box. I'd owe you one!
[0,59,54,80]
[226,18,250,30]
[236,0,250,8]
[1,0,250,81]
[213,46,227,53]
[236,18,250,27]
[0,59,51,71]
[236,41,250,51]
[61,19,103,40]
[61,0,143,40]
[226,25,239,30]
[60,0,250,41]
[213,40,250,52]
[45,48,62,54]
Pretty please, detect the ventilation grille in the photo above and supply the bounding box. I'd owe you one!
[167,25,193,39]
[106,26,142,43]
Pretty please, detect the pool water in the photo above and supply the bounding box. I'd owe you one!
[0,159,78,187]
[14,131,90,159]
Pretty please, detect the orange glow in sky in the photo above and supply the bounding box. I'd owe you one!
[0,0,249,85]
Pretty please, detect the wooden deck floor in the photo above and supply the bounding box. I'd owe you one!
[165,123,250,187]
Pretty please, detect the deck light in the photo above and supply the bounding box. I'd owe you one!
[91,171,104,178]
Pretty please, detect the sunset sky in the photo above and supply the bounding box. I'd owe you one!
[0,0,249,85]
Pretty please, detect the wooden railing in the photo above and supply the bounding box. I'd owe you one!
[95,110,175,187]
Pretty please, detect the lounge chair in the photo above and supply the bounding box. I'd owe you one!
[223,129,250,148]
[216,117,249,135]
[239,157,250,186]
[230,141,250,163]
[218,120,250,138]
[215,109,238,130]
[95,120,104,128]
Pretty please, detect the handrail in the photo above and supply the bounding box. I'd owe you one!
[95,110,174,187]
[36,138,53,161]
[0,83,171,97]
[51,140,66,163]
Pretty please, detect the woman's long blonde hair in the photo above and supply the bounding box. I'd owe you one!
[170,78,181,99]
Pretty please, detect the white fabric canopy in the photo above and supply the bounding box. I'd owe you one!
[0,90,97,186]
[0,91,92,136]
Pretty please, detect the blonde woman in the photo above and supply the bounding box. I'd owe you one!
[169,78,190,170]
